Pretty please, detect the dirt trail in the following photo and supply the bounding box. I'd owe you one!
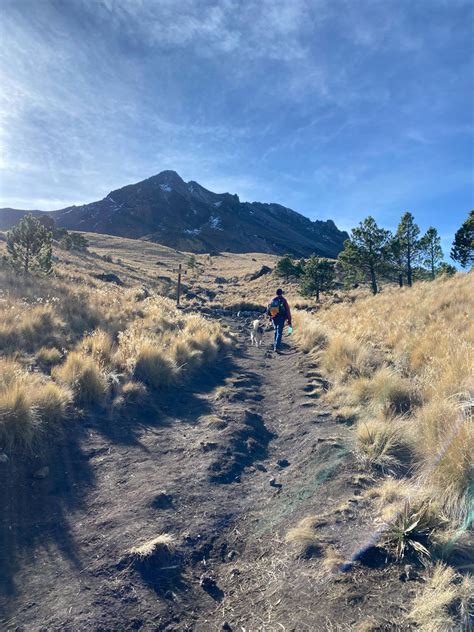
[1,317,410,631]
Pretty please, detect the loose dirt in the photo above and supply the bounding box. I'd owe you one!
[1,316,416,631]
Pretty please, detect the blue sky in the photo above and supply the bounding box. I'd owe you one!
[0,0,473,254]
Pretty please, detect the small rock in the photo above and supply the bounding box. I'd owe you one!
[33,466,49,480]
[0,453,8,463]
[222,623,232,631]
[227,550,238,561]
[255,463,267,472]
[277,458,290,468]
[269,477,282,488]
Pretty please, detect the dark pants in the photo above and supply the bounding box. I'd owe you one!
[272,316,285,350]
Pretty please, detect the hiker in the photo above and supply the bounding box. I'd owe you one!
[267,288,292,352]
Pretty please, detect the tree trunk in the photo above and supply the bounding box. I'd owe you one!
[407,244,412,286]
[369,264,378,295]
[316,286,320,302]
[398,273,403,287]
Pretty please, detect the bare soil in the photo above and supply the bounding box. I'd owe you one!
[1,316,419,631]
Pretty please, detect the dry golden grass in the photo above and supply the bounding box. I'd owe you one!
[285,516,327,559]
[294,272,474,525]
[52,352,108,406]
[0,235,233,451]
[129,534,175,559]
[408,562,473,631]
[35,346,63,367]
[355,418,402,471]
[0,358,72,449]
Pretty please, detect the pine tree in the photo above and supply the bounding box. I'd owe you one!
[6,213,53,275]
[451,210,474,268]
[420,227,443,280]
[299,256,335,301]
[338,216,391,295]
[275,255,297,280]
[388,236,405,287]
[396,212,421,286]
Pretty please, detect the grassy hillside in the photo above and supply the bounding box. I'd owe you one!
[295,272,473,534]
[0,248,233,452]
[294,273,473,629]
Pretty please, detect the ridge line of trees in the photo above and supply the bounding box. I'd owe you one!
[276,210,472,300]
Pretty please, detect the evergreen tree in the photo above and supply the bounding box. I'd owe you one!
[7,213,53,275]
[275,255,297,280]
[338,216,391,295]
[420,226,443,280]
[387,236,405,287]
[451,210,474,268]
[299,256,335,301]
[438,262,457,277]
[396,212,421,286]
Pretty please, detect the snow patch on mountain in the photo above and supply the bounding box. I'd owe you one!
[160,184,172,193]
[209,215,223,230]
[184,228,201,236]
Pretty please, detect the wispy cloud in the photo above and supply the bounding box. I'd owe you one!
[0,0,472,248]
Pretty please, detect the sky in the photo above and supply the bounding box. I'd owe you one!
[0,0,473,254]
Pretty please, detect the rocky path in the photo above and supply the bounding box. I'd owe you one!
[1,317,408,631]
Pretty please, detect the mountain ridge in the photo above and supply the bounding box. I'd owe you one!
[0,170,348,257]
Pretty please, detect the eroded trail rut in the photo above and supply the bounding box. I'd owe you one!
[1,317,407,631]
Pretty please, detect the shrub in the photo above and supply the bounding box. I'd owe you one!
[53,352,107,405]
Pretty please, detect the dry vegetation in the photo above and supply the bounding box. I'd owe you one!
[294,272,473,526]
[294,272,473,628]
[0,244,233,452]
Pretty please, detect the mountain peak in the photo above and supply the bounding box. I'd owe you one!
[0,172,349,257]
[152,170,184,185]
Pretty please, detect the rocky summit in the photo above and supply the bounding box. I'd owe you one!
[0,170,348,256]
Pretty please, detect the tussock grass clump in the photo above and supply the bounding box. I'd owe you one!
[0,359,72,450]
[0,304,62,353]
[355,419,402,471]
[134,346,177,389]
[321,335,380,381]
[285,516,327,559]
[293,312,329,352]
[80,329,115,367]
[353,368,417,417]
[408,562,473,631]
[35,346,63,367]
[53,352,107,405]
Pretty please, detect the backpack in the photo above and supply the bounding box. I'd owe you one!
[268,297,286,318]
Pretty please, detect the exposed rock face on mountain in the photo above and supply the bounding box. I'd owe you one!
[0,171,348,256]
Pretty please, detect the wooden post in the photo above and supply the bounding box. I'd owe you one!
[177,263,182,306]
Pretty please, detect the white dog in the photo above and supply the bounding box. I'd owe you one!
[250,319,264,347]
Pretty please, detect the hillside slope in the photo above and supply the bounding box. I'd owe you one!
[0,171,348,257]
